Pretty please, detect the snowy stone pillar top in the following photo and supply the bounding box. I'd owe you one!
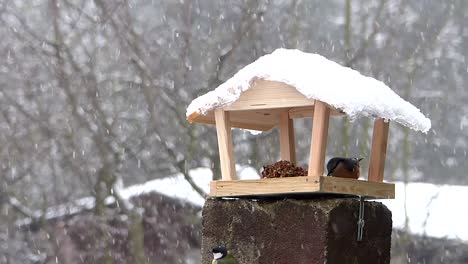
[186,48,431,133]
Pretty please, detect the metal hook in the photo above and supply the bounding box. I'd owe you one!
[357,196,365,241]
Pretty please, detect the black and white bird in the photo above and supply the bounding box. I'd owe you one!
[212,246,238,264]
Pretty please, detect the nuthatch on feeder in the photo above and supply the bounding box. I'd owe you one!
[212,246,238,264]
[326,157,363,179]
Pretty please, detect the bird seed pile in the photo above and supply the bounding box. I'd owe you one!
[261,160,308,178]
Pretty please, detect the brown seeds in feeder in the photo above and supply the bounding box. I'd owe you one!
[261,160,308,179]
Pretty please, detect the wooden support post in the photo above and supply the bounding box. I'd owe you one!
[214,109,236,181]
[279,111,296,164]
[308,101,330,176]
[368,118,389,182]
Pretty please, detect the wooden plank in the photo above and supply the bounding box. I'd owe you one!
[279,111,296,163]
[187,111,201,122]
[224,80,315,111]
[230,109,280,129]
[190,108,285,131]
[308,101,330,176]
[320,176,394,199]
[191,113,275,131]
[209,176,395,199]
[210,177,321,196]
[368,118,390,182]
[214,109,236,180]
[288,106,345,119]
[189,105,345,130]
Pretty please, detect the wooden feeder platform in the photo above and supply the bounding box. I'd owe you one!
[187,80,395,200]
[187,48,430,201]
[210,176,394,199]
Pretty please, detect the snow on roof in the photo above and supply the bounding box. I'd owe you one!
[119,168,212,206]
[187,49,431,132]
[15,168,213,227]
[117,166,258,206]
[15,197,96,227]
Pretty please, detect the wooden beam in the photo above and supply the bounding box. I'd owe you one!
[279,111,296,163]
[320,176,394,198]
[210,176,395,199]
[308,101,330,176]
[211,176,320,196]
[288,106,345,119]
[224,80,315,111]
[368,118,390,182]
[214,109,236,180]
[189,113,276,131]
[189,108,286,131]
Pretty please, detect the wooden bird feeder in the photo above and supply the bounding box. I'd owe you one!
[186,49,431,199]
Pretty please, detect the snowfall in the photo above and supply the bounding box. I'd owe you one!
[187,48,431,133]
[135,167,468,242]
[17,49,455,241]
[182,49,462,239]
[17,167,468,242]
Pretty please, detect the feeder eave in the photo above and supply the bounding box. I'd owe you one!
[186,112,200,123]
[187,108,279,131]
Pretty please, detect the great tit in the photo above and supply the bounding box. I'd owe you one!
[212,246,238,264]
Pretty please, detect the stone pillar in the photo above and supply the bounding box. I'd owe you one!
[202,198,392,264]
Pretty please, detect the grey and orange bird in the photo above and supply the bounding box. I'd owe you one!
[326,157,363,179]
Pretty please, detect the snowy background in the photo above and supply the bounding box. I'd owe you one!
[0,0,467,263]
[127,168,468,241]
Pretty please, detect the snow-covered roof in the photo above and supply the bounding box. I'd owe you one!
[187,49,431,132]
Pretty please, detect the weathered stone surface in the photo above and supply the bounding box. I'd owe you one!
[202,197,392,264]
